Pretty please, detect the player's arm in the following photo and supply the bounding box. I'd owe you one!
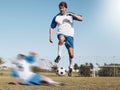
[67,12,83,21]
[49,28,54,43]
[49,16,57,43]
[12,60,18,65]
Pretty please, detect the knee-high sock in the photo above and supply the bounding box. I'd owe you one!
[58,45,64,57]
[46,78,59,85]
[69,57,74,68]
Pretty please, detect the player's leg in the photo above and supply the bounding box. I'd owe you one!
[68,47,74,68]
[55,34,65,63]
[65,36,74,77]
[67,47,74,77]
[41,76,65,86]
[25,74,64,86]
[8,68,19,85]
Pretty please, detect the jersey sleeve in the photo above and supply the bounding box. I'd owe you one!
[70,12,82,20]
[50,16,57,29]
[25,55,36,64]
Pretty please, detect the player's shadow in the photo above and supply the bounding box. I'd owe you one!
[8,81,49,86]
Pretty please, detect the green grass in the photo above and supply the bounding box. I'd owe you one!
[0,71,120,90]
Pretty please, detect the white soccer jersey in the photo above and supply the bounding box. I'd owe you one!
[16,60,34,81]
[51,12,78,37]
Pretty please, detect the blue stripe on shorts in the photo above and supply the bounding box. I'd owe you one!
[57,34,74,48]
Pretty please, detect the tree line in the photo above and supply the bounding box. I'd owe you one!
[1,57,120,77]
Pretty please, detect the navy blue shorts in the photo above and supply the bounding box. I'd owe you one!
[57,34,74,48]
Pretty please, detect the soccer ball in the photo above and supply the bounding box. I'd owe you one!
[56,67,66,76]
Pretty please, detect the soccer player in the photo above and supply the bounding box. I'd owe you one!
[11,52,64,86]
[49,2,83,76]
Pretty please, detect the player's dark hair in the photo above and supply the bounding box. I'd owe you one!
[17,54,26,58]
[59,1,67,8]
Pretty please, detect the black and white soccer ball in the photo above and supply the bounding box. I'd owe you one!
[56,67,66,76]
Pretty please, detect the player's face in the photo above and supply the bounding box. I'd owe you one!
[17,55,25,60]
[59,6,66,14]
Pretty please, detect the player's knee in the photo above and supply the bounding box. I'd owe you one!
[59,39,64,45]
[59,36,65,44]
[70,54,74,59]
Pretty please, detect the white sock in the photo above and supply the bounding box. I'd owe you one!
[46,78,59,85]
[58,45,64,57]
[69,58,74,69]
[47,78,55,83]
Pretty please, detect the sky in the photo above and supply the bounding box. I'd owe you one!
[0,0,120,68]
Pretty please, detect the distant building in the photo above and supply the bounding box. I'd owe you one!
[99,64,120,77]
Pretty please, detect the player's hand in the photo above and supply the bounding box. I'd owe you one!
[49,37,53,43]
[67,13,74,16]
[49,39,53,43]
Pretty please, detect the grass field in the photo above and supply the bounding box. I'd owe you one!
[0,71,120,90]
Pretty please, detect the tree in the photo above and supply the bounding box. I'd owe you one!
[74,63,79,71]
[85,63,88,66]
[51,64,58,72]
[0,57,4,75]
[89,63,93,69]
[79,63,92,77]
[31,66,40,73]
[31,66,49,73]
[0,57,4,65]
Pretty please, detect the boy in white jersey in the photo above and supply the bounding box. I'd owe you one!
[49,2,83,76]
[11,52,64,86]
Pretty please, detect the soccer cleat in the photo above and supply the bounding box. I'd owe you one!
[54,56,61,63]
[68,68,73,77]
[59,82,66,86]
